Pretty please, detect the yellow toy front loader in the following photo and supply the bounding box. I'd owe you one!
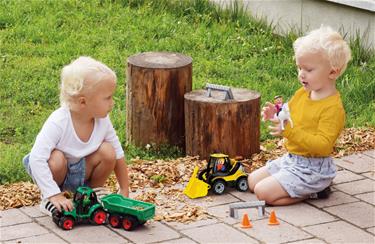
[184,154,248,199]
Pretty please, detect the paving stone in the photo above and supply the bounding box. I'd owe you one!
[267,203,336,227]
[207,203,266,225]
[355,192,375,205]
[111,220,180,244]
[160,237,197,244]
[333,170,364,184]
[324,201,375,228]
[36,216,126,243]
[306,191,359,208]
[237,218,312,243]
[288,238,327,244]
[229,191,260,202]
[185,193,239,208]
[334,154,374,173]
[0,208,32,227]
[181,223,258,243]
[362,171,375,180]
[20,205,46,218]
[362,150,375,158]
[4,233,67,243]
[0,222,49,241]
[334,179,374,195]
[164,217,218,230]
[366,227,375,235]
[303,220,374,243]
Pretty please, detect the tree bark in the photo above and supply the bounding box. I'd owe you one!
[126,52,192,150]
[185,88,260,160]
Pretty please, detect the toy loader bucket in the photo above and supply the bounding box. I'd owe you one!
[183,166,210,199]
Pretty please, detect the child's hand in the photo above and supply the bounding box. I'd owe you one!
[262,102,277,121]
[49,193,74,212]
[268,117,283,136]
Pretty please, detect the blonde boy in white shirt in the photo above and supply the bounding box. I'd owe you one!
[23,56,129,215]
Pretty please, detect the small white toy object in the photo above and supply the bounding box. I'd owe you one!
[275,103,293,130]
[229,201,266,218]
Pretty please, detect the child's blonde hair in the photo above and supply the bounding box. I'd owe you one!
[293,26,351,76]
[59,56,117,108]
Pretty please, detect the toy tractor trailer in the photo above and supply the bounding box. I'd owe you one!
[101,194,155,231]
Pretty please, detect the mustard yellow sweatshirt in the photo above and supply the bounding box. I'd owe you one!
[282,88,345,157]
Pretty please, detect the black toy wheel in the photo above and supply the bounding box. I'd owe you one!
[122,215,139,231]
[212,180,226,195]
[236,176,249,192]
[59,216,75,230]
[91,209,107,225]
[109,214,122,228]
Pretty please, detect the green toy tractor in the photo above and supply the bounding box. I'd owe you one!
[52,186,107,230]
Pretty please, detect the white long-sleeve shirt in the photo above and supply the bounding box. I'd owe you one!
[28,106,124,199]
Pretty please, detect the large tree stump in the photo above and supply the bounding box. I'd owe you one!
[126,52,192,149]
[185,88,260,160]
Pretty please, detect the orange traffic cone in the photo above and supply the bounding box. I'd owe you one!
[268,210,280,225]
[240,213,252,228]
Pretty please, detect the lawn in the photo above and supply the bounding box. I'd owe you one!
[0,0,374,184]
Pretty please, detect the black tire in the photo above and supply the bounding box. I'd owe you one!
[122,215,139,231]
[59,216,75,230]
[212,180,226,195]
[109,214,122,228]
[236,176,249,192]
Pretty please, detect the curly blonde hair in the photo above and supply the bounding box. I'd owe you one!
[59,56,116,108]
[293,26,352,77]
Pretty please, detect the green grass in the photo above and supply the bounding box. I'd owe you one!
[0,0,374,184]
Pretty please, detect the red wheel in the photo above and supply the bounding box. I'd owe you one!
[122,215,138,231]
[91,209,107,225]
[109,214,121,228]
[60,216,74,230]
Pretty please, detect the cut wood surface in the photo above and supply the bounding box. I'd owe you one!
[126,52,192,149]
[185,88,260,160]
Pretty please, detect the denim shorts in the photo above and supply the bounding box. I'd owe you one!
[23,154,86,193]
[266,153,336,198]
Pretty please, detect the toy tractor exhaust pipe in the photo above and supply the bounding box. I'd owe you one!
[183,166,210,199]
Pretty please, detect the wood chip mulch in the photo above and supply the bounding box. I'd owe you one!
[1,127,374,223]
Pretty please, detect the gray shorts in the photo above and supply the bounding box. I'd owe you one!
[266,153,336,198]
[23,154,86,193]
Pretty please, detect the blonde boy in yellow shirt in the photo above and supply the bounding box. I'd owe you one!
[248,26,351,206]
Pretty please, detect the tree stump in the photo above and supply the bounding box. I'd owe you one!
[126,52,192,149]
[185,88,260,160]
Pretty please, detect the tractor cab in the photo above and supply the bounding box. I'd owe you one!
[73,187,99,215]
[208,154,232,174]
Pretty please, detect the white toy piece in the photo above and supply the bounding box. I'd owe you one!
[275,103,293,130]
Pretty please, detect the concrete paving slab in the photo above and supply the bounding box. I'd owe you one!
[267,203,336,227]
[207,204,265,225]
[160,237,197,244]
[334,154,374,173]
[36,216,126,243]
[355,192,375,205]
[164,218,218,230]
[185,193,239,208]
[324,201,375,228]
[306,191,359,208]
[288,238,327,244]
[0,208,32,227]
[334,179,375,195]
[362,171,375,180]
[362,150,375,158]
[20,205,46,218]
[111,220,180,244]
[303,220,374,243]
[367,227,375,235]
[0,222,49,242]
[4,233,67,244]
[333,169,364,184]
[229,191,260,202]
[181,223,259,243]
[236,218,312,243]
